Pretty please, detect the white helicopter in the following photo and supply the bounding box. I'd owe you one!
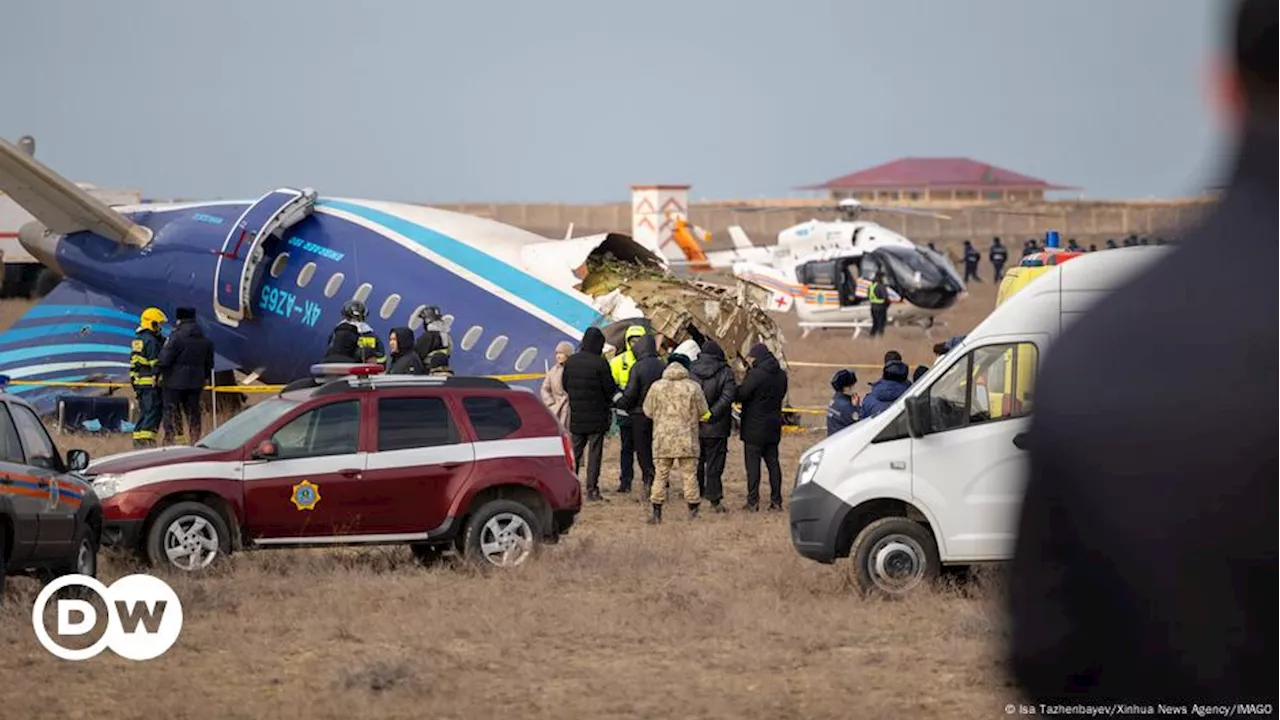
[676,198,968,338]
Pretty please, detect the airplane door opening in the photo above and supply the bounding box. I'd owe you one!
[213,187,318,327]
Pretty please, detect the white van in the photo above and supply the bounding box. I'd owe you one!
[788,247,1168,596]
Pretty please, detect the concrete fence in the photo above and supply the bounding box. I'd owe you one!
[427,198,1217,250]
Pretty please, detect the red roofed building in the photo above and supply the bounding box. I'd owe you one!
[799,157,1079,205]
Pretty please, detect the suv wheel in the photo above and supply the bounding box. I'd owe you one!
[0,531,7,601]
[146,501,231,572]
[462,500,540,568]
[52,523,98,578]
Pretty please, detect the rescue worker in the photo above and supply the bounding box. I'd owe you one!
[962,240,981,282]
[1022,239,1037,257]
[1066,238,1082,252]
[539,340,575,430]
[414,305,451,366]
[641,356,709,524]
[912,364,929,383]
[989,237,1008,280]
[562,327,618,501]
[1106,238,1119,249]
[738,343,788,512]
[1011,0,1275,704]
[426,352,453,376]
[826,369,859,437]
[867,272,889,337]
[608,325,647,493]
[386,327,425,374]
[130,307,167,447]
[157,307,214,444]
[1088,243,1098,252]
[859,359,911,419]
[324,300,385,365]
[617,333,664,499]
[690,339,735,513]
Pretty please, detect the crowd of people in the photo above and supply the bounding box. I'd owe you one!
[548,324,789,522]
[936,233,1171,283]
[824,336,964,437]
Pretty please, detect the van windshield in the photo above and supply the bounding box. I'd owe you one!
[196,398,299,451]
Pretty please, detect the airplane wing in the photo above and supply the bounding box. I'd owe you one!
[0,279,237,416]
[0,137,151,247]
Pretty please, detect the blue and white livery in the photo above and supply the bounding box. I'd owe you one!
[0,138,662,414]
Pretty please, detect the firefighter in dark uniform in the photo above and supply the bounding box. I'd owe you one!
[130,307,167,447]
[323,300,385,365]
[989,237,1008,280]
[867,272,889,337]
[962,240,981,282]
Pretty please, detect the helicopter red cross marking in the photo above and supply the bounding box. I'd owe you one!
[775,295,788,308]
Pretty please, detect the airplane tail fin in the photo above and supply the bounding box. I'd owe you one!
[728,225,754,250]
[0,137,151,247]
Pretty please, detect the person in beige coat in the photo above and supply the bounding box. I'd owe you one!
[540,341,574,430]
[641,358,709,524]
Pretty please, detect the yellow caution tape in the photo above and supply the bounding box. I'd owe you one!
[7,376,830,415]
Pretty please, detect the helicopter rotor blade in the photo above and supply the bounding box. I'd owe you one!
[859,205,952,220]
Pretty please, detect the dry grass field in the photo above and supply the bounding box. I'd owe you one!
[0,280,1025,719]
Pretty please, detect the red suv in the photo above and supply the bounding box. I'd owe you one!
[85,366,581,572]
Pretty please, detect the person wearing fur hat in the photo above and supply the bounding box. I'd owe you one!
[826,369,859,437]
[157,306,214,444]
[540,340,575,431]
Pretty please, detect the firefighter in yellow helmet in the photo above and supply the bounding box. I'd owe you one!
[131,307,167,447]
[608,324,647,493]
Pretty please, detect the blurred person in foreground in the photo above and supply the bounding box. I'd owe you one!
[1009,0,1276,705]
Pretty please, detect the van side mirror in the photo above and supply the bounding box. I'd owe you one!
[252,439,279,459]
[904,396,931,438]
[66,449,90,472]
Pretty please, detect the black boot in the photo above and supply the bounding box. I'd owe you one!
[586,488,604,501]
[742,501,759,512]
[688,502,700,519]
[647,503,662,524]
[711,500,727,514]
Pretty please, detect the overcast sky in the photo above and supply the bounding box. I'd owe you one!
[2,0,1229,204]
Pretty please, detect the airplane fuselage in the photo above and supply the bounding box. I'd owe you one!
[38,198,607,389]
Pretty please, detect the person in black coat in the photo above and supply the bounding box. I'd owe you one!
[157,307,215,444]
[386,327,425,374]
[561,327,618,500]
[1009,1,1276,706]
[689,339,736,512]
[617,334,664,497]
[737,343,788,511]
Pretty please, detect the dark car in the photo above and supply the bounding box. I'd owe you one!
[0,390,100,600]
[85,365,581,572]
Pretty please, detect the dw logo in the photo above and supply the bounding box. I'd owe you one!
[31,574,184,661]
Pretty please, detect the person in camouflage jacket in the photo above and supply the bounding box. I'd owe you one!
[641,360,709,524]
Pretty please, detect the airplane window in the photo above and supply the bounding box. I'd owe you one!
[408,305,427,330]
[297,262,317,288]
[380,294,401,320]
[514,347,538,372]
[460,326,484,351]
[485,335,509,360]
[324,272,345,298]
[269,253,289,279]
[353,283,373,304]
